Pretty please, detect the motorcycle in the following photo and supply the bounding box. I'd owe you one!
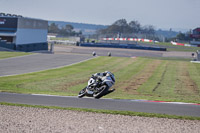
[78,74,115,99]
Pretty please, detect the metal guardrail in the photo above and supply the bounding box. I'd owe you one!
[80,43,167,51]
[48,40,76,45]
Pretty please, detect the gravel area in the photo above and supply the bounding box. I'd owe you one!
[0,105,200,133]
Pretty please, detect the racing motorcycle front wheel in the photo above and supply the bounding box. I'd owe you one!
[78,87,87,98]
[93,85,109,99]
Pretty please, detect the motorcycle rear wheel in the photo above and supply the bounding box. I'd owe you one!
[93,85,108,99]
[78,87,87,98]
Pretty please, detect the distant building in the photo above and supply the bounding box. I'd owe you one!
[190,27,200,45]
[0,13,48,52]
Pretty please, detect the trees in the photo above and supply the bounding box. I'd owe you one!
[129,20,141,33]
[175,32,190,41]
[176,32,186,40]
[97,19,155,37]
[142,25,155,35]
[98,19,131,34]
[48,23,81,37]
[111,19,132,34]
[65,24,74,33]
[48,23,59,33]
[113,19,128,27]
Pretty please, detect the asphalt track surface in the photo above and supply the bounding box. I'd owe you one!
[0,92,200,117]
[0,53,93,77]
[55,45,194,59]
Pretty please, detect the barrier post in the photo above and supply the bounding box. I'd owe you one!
[197,50,200,61]
[50,42,54,54]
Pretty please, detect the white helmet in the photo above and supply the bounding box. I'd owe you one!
[105,71,115,82]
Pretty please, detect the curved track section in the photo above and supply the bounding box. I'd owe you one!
[54,45,194,58]
[0,53,94,77]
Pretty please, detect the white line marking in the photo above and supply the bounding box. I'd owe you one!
[130,99,199,105]
[31,94,76,98]
[160,102,196,105]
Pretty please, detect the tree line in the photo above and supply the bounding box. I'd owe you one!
[173,32,191,42]
[49,19,192,42]
[97,19,155,37]
[96,19,193,42]
[48,23,82,36]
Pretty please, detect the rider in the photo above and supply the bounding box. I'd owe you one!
[91,71,116,95]
[92,71,115,82]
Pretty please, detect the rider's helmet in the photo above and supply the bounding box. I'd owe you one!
[105,71,115,82]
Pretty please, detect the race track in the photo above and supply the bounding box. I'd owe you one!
[0,53,93,77]
[0,92,199,117]
[54,45,194,58]
[0,46,198,117]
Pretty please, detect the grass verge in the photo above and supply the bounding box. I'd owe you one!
[1,102,200,120]
[0,51,32,59]
[0,56,199,103]
[139,42,200,52]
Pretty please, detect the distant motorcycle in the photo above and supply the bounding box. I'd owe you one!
[78,74,115,99]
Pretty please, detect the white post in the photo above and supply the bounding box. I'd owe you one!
[50,42,54,54]
[197,50,200,61]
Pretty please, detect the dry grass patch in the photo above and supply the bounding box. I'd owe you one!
[121,60,162,94]
[175,62,199,95]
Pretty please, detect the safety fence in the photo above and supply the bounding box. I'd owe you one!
[102,38,159,43]
[80,43,166,51]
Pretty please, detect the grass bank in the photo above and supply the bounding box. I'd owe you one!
[0,51,32,59]
[0,56,199,103]
[139,42,200,52]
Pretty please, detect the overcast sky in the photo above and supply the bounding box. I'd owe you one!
[1,0,200,31]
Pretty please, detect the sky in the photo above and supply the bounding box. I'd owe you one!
[0,0,200,31]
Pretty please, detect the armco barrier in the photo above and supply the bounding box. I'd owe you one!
[0,40,15,50]
[80,43,166,51]
[0,40,48,52]
[102,38,157,43]
[16,43,48,52]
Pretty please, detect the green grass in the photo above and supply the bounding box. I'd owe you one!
[167,47,200,52]
[0,51,32,59]
[0,56,199,103]
[1,102,200,120]
[138,41,200,52]
[144,56,191,62]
